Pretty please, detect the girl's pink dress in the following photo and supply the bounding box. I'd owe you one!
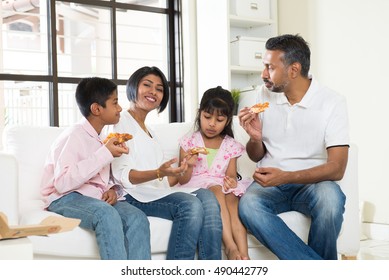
[177,131,252,196]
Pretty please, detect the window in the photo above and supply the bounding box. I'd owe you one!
[0,0,183,145]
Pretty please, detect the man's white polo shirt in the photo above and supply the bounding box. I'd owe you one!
[255,76,349,171]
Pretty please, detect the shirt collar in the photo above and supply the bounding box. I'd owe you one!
[79,117,100,141]
[276,74,317,108]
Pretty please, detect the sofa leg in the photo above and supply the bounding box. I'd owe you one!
[341,254,357,260]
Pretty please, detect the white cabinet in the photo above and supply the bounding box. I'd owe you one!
[229,0,278,90]
[196,0,277,98]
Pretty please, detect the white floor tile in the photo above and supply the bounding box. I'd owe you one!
[358,239,389,260]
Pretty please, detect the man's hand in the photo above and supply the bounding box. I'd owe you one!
[238,107,263,142]
[253,167,289,187]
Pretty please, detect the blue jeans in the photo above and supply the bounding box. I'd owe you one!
[48,192,151,260]
[125,188,222,259]
[239,181,346,260]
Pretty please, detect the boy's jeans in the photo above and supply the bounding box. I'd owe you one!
[48,192,151,260]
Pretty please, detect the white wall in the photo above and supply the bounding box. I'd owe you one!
[278,0,389,224]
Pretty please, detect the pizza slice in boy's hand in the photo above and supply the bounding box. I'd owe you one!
[250,102,269,114]
[188,147,209,155]
[103,133,133,144]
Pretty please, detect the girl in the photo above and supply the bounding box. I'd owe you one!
[177,86,252,260]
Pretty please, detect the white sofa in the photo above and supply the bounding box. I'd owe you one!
[0,118,360,260]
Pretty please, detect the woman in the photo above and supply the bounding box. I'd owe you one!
[109,66,222,260]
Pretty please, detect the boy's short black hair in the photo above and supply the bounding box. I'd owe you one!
[75,77,117,117]
[126,66,169,113]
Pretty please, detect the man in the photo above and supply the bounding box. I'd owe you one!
[238,34,349,260]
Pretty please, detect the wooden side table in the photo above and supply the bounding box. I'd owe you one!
[0,238,33,260]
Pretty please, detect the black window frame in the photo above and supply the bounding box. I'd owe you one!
[0,0,184,125]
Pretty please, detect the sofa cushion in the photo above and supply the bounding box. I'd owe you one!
[3,125,65,205]
[20,201,173,258]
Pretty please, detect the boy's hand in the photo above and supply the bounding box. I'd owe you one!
[102,189,117,205]
[105,138,129,157]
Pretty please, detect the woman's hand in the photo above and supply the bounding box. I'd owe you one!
[159,158,188,177]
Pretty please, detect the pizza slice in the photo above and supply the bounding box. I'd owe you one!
[103,133,133,144]
[188,147,209,155]
[250,102,269,114]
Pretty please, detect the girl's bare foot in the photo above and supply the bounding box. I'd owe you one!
[226,248,242,260]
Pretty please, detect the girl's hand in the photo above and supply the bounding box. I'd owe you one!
[102,189,118,205]
[223,176,237,191]
[183,153,198,167]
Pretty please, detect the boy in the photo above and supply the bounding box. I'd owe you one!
[41,77,151,260]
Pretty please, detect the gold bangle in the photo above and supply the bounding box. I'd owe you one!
[156,169,163,181]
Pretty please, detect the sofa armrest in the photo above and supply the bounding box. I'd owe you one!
[0,152,19,225]
[337,143,360,257]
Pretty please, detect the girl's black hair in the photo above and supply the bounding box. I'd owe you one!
[195,86,234,138]
[126,66,169,113]
[75,77,117,118]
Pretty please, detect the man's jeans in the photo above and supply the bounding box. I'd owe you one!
[125,188,222,260]
[48,192,151,260]
[239,181,346,260]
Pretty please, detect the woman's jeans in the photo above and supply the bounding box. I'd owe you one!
[125,188,222,260]
[239,181,346,260]
[48,192,151,260]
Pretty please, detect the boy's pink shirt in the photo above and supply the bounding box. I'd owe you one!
[41,117,115,208]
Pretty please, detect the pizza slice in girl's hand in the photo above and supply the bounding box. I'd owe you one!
[103,133,133,144]
[188,147,209,155]
[250,102,269,114]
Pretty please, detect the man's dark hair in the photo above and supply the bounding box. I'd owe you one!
[266,34,311,77]
[126,66,170,113]
[75,77,117,117]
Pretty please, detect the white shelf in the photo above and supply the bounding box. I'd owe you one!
[230,65,263,74]
[229,15,274,28]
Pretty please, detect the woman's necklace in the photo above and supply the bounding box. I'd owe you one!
[129,110,151,137]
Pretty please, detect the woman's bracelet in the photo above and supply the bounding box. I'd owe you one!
[156,169,163,181]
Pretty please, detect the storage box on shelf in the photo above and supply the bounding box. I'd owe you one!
[230,36,266,68]
[229,0,278,90]
[230,0,271,19]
